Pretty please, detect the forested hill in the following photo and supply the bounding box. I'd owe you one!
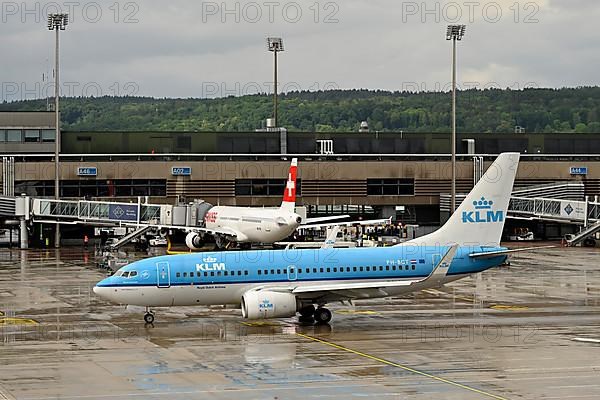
[2,87,599,133]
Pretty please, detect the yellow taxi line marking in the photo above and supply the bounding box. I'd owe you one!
[490,305,529,311]
[296,332,509,400]
[0,317,39,326]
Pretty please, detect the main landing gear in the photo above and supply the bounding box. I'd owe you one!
[313,307,332,324]
[298,305,332,324]
[144,307,155,324]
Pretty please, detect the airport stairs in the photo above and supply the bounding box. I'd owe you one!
[109,225,153,250]
[565,220,600,247]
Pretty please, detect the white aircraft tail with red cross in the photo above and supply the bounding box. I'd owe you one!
[280,158,298,213]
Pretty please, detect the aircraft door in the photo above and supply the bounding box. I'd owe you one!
[287,265,297,281]
[156,261,170,288]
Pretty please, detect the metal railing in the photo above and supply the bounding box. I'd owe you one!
[509,197,563,219]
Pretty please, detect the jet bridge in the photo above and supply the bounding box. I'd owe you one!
[0,196,216,249]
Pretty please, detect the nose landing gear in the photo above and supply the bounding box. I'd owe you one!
[144,307,155,324]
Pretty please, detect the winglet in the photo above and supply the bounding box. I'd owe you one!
[280,158,298,212]
[320,226,341,249]
[422,244,458,287]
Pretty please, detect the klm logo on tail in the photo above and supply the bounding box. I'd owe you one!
[462,197,504,224]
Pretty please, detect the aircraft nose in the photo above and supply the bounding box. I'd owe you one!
[93,283,110,300]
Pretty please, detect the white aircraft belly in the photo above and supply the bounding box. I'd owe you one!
[109,273,472,308]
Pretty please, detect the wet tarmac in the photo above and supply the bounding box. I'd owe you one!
[1,245,599,400]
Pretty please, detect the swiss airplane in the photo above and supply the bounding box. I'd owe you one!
[95,153,543,325]
[178,158,387,249]
[184,158,302,249]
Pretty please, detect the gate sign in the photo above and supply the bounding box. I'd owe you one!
[109,204,138,221]
[77,167,97,176]
[171,166,192,176]
[570,166,588,175]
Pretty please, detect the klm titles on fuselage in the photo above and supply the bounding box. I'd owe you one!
[196,256,226,271]
[462,197,504,224]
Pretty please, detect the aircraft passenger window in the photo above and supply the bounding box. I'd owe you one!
[224,271,228,276]
[405,265,409,270]
[320,268,324,273]
[204,272,208,277]
[244,271,248,275]
[277,269,281,274]
[270,269,275,275]
[360,267,363,272]
[379,266,383,271]
[176,272,181,278]
[347,267,351,272]
[333,267,337,273]
[217,271,222,276]
[211,272,215,276]
[412,265,416,270]
[313,268,317,273]
[258,270,262,275]
[298,269,302,274]
[366,267,370,272]
[238,271,242,276]
[183,272,187,277]
[264,270,268,275]
[190,272,194,277]
[284,269,287,274]
[325,268,330,273]
[392,266,396,271]
[353,267,357,272]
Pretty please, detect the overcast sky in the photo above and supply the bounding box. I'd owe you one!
[1,0,599,101]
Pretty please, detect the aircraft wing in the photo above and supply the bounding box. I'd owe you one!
[262,245,458,302]
[124,222,239,239]
[300,217,393,230]
[303,215,351,225]
[469,245,555,259]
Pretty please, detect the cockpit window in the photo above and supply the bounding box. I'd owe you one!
[129,271,137,278]
[121,271,130,278]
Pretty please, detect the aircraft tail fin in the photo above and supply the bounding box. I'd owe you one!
[280,158,298,213]
[409,152,520,247]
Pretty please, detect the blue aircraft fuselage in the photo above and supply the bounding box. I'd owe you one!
[94,245,506,307]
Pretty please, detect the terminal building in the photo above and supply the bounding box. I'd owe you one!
[1,111,599,242]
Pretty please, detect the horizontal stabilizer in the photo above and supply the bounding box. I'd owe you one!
[469,245,555,259]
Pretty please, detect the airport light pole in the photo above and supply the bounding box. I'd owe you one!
[267,37,284,128]
[446,24,466,214]
[48,13,68,247]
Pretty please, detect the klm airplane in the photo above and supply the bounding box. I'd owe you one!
[95,153,531,324]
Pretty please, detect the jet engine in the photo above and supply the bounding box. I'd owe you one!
[241,290,298,319]
[185,232,205,250]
